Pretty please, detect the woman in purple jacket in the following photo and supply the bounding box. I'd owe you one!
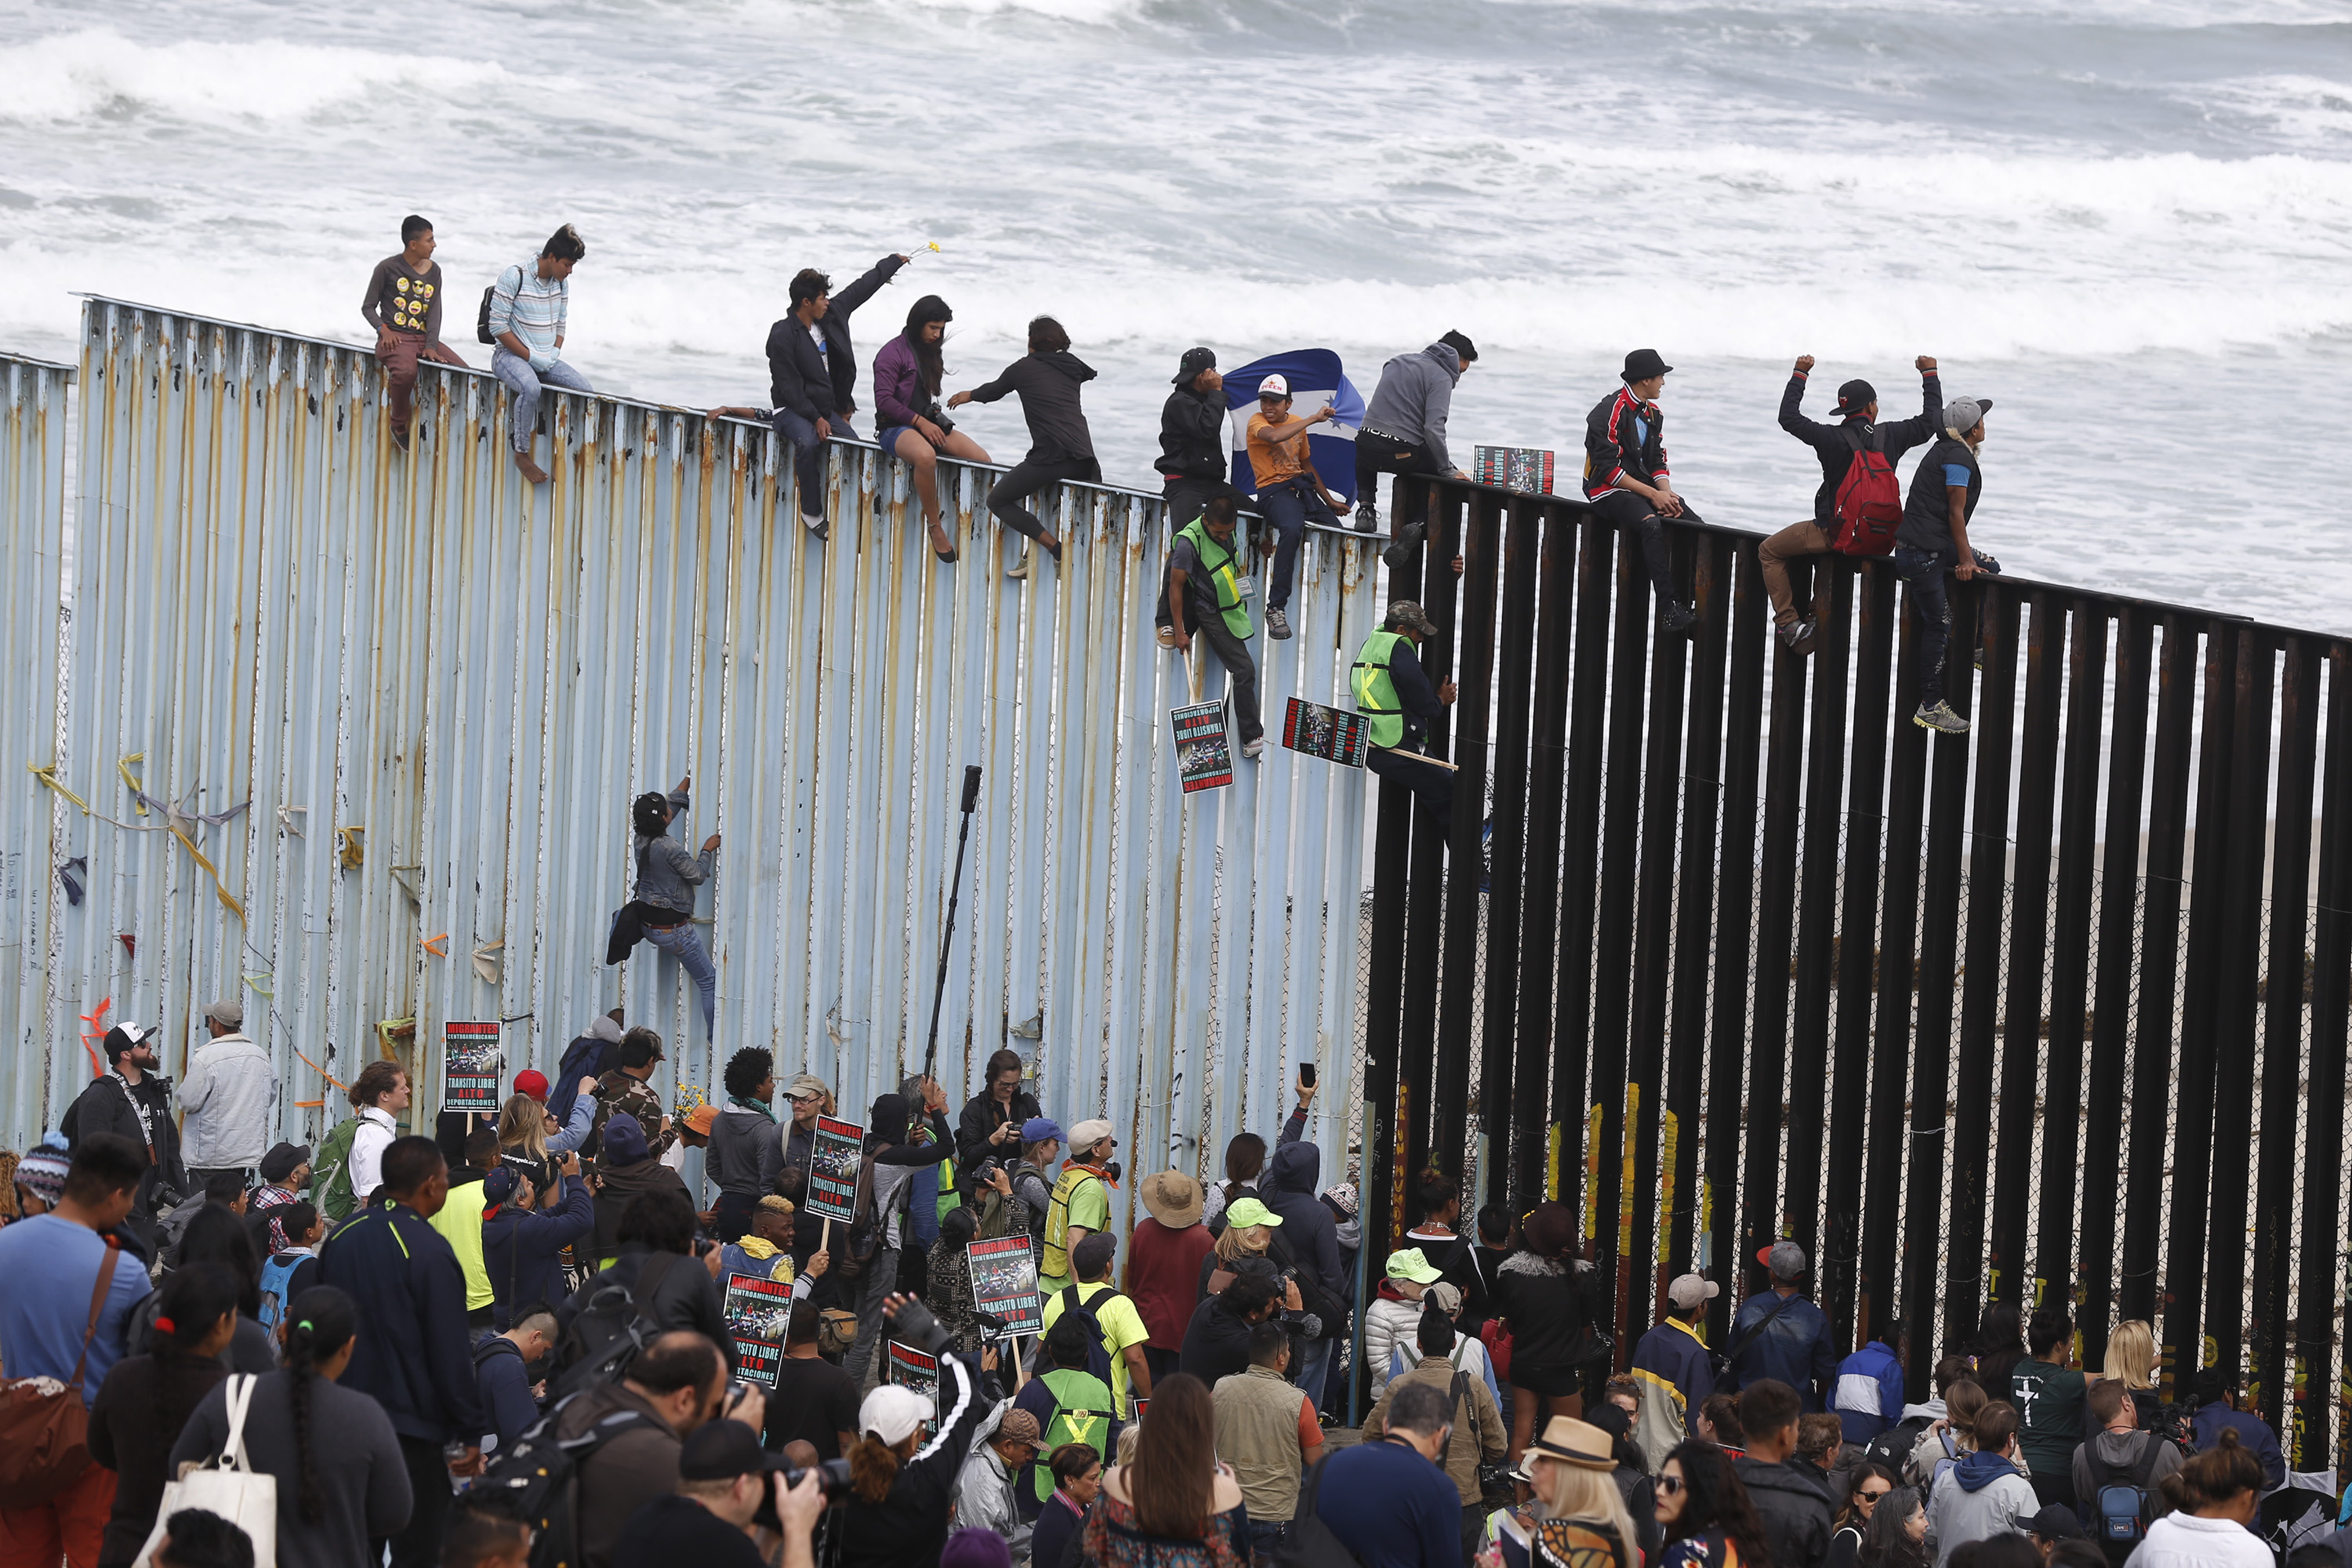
[874,296,994,562]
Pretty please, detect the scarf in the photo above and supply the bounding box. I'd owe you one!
[728,1095,778,1123]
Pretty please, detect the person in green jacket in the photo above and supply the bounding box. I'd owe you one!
[1351,601,1457,829]
[1164,484,1265,760]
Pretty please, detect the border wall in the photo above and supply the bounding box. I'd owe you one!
[0,303,1379,1240]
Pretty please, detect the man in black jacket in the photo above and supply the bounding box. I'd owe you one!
[1735,1378,1836,1568]
[316,1134,486,1568]
[1583,349,1703,636]
[950,316,1098,576]
[1156,347,1228,639]
[1179,1267,1291,1384]
[956,1047,1041,1177]
[64,1021,185,1245]
[764,256,908,538]
[1764,354,1943,651]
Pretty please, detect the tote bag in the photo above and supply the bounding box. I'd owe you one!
[133,1374,278,1568]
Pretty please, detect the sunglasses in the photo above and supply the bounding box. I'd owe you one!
[1658,1476,1686,1496]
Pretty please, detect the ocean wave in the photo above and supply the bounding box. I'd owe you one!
[0,27,514,123]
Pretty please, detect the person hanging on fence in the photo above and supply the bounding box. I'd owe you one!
[486,223,591,487]
[1162,484,1265,760]
[1893,397,1994,737]
[1765,354,1944,652]
[949,316,1099,579]
[614,780,720,1040]
[1584,348,1705,638]
[875,294,995,564]
[1352,601,1457,832]
[361,215,470,456]
[1155,347,1227,644]
[1356,332,1476,563]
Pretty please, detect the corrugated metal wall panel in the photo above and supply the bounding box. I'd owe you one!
[8,302,1379,1232]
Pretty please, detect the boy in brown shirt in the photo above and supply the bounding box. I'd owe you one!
[361,214,470,450]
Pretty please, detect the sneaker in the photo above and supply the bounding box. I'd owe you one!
[1776,619,1813,652]
[390,422,410,455]
[1156,625,1178,649]
[1242,737,1266,759]
[1661,600,1698,637]
[1381,518,1424,570]
[1352,501,1378,535]
[800,511,828,542]
[1914,701,1971,734]
[1268,608,1292,640]
[1006,546,1029,581]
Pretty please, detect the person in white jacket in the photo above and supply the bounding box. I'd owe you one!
[2126,1428,2273,1568]
[180,997,279,1185]
[1365,1246,1444,1401]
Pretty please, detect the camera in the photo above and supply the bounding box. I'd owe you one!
[753,1457,851,1530]
[1104,1160,1123,1183]
[971,1156,1000,1184]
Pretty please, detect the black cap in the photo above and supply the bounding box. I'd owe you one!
[1173,347,1216,386]
[1621,348,1672,382]
[680,1417,780,1480]
[1832,378,1877,417]
[260,1142,313,1182]
[2027,1507,2085,1542]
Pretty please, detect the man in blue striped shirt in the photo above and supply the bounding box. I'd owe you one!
[488,223,593,485]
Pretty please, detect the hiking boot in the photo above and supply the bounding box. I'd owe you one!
[1914,701,1971,735]
[1156,625,1178,649]
[1661,600,1698,637]
[1242,736,1266,760]
[1776,619,1814,652]
[1381,518,1425,570]
[1352,500,1378,534]
[1268,608,1293,640]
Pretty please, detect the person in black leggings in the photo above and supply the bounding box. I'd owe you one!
[950,316,1099,575]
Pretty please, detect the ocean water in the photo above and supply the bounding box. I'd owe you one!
[3,0,2349,630]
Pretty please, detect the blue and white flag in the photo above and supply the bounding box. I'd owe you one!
[1225,349,1367,503]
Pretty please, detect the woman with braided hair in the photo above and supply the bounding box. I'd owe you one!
[87,1262,238,1565]
[168,1286,414,1568]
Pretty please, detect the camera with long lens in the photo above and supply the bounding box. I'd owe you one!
[753,1457,852,1530]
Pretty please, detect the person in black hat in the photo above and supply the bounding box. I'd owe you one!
[612,1400,829,1568]
[1582,349,1703,635]
[64,1020,186,1243]
[1764,354,1944,651]
[1156,347,1229,641]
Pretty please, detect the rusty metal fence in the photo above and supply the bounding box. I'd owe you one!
[1,299,1378,1239]
[1365,481,2352,1471]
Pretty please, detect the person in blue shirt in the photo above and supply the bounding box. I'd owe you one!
[1632,1272,1720,1421]
[1729,1241,1838,1412]
[1892,397,1993,735]
[1315,1379,1465,1568]
[2190,1369,2286,1491]
[1834,1332,1910,1444]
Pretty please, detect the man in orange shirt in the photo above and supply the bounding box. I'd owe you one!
[1245,375,1348,641]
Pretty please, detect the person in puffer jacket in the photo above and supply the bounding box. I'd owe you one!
[1365,1247,1444,1401]
[1835,1335,1909,1443]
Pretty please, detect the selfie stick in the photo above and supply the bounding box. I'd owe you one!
[924,766,984,1082]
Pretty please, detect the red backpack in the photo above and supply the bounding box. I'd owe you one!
[1830,426,1904,555]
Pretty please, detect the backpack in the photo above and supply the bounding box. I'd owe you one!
[1054,1286,1120,1387]
[311,1115,364,1223]
[2090,1435,2165,1560]
[1029,1367,1116,1501]
[548,1037,614,1130]
[1864,1413,1930,1479]
[257,1253,306,1335]
[460,1391,654,1568]
[548,1252,682,1398]
[1829,425,1904,556]
[475,267,521,348]
[0,1245,120,1509]
[1269,1446,1362,1568]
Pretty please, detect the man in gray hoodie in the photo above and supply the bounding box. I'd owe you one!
[1926,1400,2039,1568]
[1356,333,1477,554]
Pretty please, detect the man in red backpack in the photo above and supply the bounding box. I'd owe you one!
[1764,354,1944,651]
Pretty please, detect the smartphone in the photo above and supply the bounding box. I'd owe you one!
[1299,1062,1317,1087]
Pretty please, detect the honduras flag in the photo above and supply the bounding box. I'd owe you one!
[1225,349,1367,504]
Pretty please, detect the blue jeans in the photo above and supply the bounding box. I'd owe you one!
[1893,546,1955,706]
[641,919,717,1039]
[771,408,833,521]
[1294,1336,1334,1410]
[1255,479,1338,612]
[1250,1520,1293,1562]
[489,347,593,452]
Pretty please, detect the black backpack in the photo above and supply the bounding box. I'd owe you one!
[1270,1448,1361,1568]
[459,1392,653,1568]
[548,1252,681,1399]
[1864,1414,1932,1478]
[1055,1286,1120,1386]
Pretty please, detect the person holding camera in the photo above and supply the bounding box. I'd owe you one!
[614,1414,833,1568]
[839,1295,1004,1568]
[958,1050,1044,1175]
[481,1149,594,1331]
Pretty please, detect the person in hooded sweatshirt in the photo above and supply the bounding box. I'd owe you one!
[950,315,1098,576]
[590,1112,694,1267]
[1356,332,1476,553]
[1735,1378,1838,1568]
[1258,1093,1342,1405]
[709,1047,785,1243]
[1925,1400,2037,1568]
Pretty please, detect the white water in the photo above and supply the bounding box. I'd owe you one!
[3,0,2348,628]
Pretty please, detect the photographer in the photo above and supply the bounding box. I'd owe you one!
[839,1295,1004,1568]
[1179,1265,1298,1385]
[957,1050,1043,1175]
[615,1416,833,1568]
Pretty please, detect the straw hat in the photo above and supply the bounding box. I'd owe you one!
[1141,1171,1204,1228]
[1523,1417,1616,1472]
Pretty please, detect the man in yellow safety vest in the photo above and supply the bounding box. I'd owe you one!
[1350,601,1457,830]
[1041,1118,1120,1297]
[1164,485,1265,760]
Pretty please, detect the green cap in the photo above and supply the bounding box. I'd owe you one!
[1385,1247,1443,1285]
[1225,1196,1284,1230]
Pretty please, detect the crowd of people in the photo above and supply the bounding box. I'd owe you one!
[4,1022,2331,1568]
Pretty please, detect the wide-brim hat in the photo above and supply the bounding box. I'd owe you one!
[1141,1171,1204,1228]
[1525,1416,1617,1472]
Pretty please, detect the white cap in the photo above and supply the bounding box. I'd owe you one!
[1258,373,1290,399]
[858,1385,931,1446]
[1668,1273,1720,1309]
[1068,1119,1116,1152]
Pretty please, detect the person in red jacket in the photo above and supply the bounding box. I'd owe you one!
[1127,1171,1215,1384]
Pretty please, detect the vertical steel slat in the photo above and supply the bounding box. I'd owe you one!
[1509,503,1577,1210]
[1788,563,1851,1301]
[1992,593,2063,1299]
[1588,533,1648,1283]
[1472,493,1528,1197]
[2304,649,2351,1471]
[1551,515,1614,1224]
[1875,577,1929,1392]
[1403,490,1464,1181]
[1103,499,1155,1203]
[1283,532,1338,1163]
[2036,604,2108,1301]
[1744,557,1809,1274]
[1626,528,1688,1332]
[1316,536,1377,1182]
[1664,536,1730,1279]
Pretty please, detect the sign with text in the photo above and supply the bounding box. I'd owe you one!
[443,1021,502,1112]
[1173,700,1232,793]
[967,1234,1044,1338]
[724,1272,793,1386]
[805,1116,865,1224]
[886,1341,939,1436]
[1281,698,1370,769]
[1474,445,1555,495]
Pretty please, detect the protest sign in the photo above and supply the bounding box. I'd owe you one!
[886,1341,940,1436]
[806,1116,865,1224]
[443,1021,502,1112]
[724,1272,793,1386]
[967,1235,1045,1338]
[1173,701,1232,793]
[1281,697,1370,768]
[1474,445,1555,495]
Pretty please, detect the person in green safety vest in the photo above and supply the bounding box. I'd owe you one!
[1041,1118,1120,1296]
[1164,483,1265,760]
[1351,600,1457,831]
